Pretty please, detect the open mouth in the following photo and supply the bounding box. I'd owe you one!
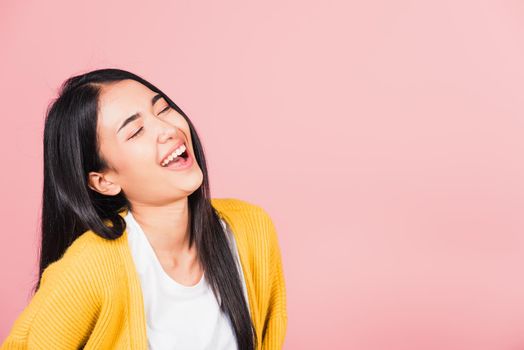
[162,144,190,167]
[178,148,189,160]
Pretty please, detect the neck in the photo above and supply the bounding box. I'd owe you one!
[129,197,197,269]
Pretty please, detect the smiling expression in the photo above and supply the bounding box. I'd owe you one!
[87,79,204,205]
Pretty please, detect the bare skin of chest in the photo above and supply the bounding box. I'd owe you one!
[149,238,204,287]
[159,259,204,286]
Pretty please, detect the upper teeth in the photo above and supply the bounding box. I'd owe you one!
[162,144,186,166]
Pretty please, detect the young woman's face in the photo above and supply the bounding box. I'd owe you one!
[89,79,203,205]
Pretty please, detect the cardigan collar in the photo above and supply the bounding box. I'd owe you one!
[113,200,261,348]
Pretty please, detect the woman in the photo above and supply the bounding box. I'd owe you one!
[1,68,287,349]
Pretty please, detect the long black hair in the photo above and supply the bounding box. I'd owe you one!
[36,68,257,349]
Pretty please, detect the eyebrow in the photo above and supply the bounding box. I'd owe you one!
[117,93,164,134]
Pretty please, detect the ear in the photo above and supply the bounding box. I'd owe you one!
[87,171,122,196]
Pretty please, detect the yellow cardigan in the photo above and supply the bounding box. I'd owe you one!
[1,198,287,349]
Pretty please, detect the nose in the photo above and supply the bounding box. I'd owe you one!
[157,120,178,143]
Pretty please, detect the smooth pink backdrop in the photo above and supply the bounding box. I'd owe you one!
[1,1,524,349]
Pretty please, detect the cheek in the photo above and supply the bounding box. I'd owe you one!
[117,146,155,173]
[118,157,159,190]
[125,143,156,172]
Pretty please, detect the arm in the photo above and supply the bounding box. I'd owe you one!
[1,241,101,349]
[260,211,288,350]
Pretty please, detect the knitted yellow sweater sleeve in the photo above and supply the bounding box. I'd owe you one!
[259,209,288,350]
[1,238,101,349]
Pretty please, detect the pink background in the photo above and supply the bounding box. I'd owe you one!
[1,1,524,349]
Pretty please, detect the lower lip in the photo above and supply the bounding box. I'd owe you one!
[163,149,194,171]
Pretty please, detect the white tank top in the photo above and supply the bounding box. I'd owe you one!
[124,210,250,350]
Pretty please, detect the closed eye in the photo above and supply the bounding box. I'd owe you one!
[128,106,171,140]
[160,105,171,114]
[129,127,143,139]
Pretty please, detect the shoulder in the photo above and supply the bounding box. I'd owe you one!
[210,197,272,218]
[1,230,122,347]
[211,197,279,251]
[210,197,276,233]
[53,228,124,263]
[40,229,125,296]
[41,232,92,283]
